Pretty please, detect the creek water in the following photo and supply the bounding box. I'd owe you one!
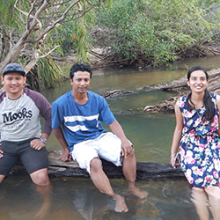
[1,56,220,220]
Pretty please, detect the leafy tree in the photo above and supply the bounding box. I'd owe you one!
[0,0,106,89]
[95,0,220,66]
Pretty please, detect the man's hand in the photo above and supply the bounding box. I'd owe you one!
[60,148,71,162]
[30,139,45,150]
[121,140,133,158]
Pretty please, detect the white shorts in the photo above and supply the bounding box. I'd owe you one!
[71,132,123,174]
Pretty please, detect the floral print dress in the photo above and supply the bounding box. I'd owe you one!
[178,93,220,188]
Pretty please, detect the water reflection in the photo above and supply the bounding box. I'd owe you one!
[0,176,51,220]
[191,188,220,220]
[0,176,199,220]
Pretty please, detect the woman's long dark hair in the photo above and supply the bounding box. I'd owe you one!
[186,66,215,122]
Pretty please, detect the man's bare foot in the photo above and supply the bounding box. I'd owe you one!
[113,194,129,212]
[128,185,148,199]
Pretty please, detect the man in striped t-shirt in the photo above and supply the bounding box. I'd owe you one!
[52,63,148,213]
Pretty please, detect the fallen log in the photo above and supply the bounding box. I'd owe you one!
[9,150,184,180]
[101,90,133,98]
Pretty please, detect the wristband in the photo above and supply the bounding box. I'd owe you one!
[40,137,47,144]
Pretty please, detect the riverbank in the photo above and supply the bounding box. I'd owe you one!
[88,43,220,69]
[55,42,220,70]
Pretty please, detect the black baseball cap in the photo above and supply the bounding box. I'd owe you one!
[2,63,26,77]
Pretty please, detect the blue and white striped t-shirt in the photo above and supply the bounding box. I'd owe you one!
[52,90,116,151]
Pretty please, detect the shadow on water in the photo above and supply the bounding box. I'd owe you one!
[2,56,220,219]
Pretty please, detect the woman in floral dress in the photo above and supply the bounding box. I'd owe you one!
[170,66,220,197]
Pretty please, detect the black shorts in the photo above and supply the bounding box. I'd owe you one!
[0,138,48,175]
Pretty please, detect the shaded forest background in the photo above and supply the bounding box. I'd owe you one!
[0,0,220,90]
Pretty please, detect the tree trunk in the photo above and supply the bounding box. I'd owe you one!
[9,150,184,180]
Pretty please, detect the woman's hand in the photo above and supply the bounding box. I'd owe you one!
[170,153,179,168]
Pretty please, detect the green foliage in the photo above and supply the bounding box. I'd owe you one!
[0,1,19,27]
[0,0,100,89]
[57,17,91,62]
[37,57,61,89]
[1,0,220,72]
[0,1,30,30]
[74,17,90,63]
[95,0,220,66]
[57,1,96,63]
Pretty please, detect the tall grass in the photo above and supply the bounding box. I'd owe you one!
[37,57,62,89]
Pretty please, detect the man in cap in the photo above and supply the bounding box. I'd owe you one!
[0,63,52,186]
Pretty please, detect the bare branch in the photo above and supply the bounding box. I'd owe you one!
[24,51,40,74]
[48,0,72,8]
[24,45,59,73]
[0,0,105,76]
[14,0,41,32]
[39,45,59,59]
[60,1,102,23]
[26,0,38,29]
[18,0,26,24]
[85,0,95,6]
[27,0,82,43]
[35,0,49,18]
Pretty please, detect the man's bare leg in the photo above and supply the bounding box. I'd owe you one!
[90,158,128,212]
[30,168,52,219]
[123,151,148,199]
